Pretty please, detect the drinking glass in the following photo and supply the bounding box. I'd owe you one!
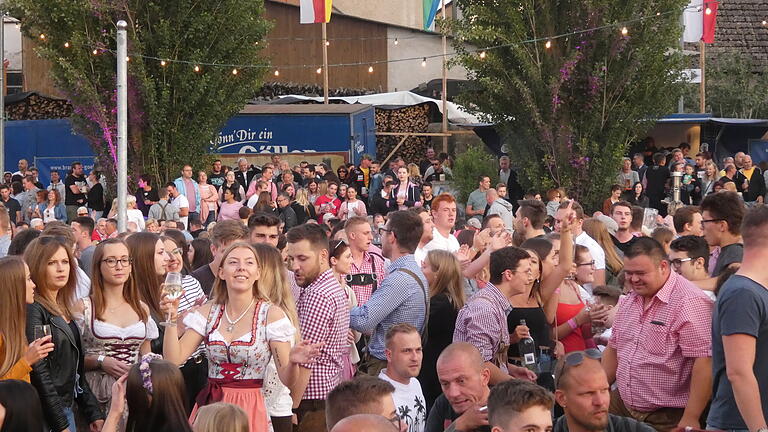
[33,324,52,344]
[161,272,183,326]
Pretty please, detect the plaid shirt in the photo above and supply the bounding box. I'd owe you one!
[349,254,428,360]
[608,270,713,411]
[349,251,387,305]
[295,269,350,400]
[453,283,512,374]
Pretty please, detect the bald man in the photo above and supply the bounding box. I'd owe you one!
[553,350,654,432]
[425,342,491,432]
[331,414,399,432]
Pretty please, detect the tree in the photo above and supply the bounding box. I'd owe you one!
[453,144,498,202]
[449,0,687,210]
[7,0,271,188]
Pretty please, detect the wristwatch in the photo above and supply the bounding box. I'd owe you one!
[97,355,105,369]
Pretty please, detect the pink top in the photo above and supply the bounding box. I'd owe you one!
[608,270,713,411]
[218,201,244,221]
[183,178,197,212]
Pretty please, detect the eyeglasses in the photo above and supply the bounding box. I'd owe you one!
[378,227,392,237]
[554,348,602,387]
[576,260,596,267]
[670,257,693,268]
[101,257,133,268]
[700,218,725,225]
[386,413,402,431]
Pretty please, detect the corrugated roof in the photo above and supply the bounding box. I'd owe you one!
[239,104,373,115]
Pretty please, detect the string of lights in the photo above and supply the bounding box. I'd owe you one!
[32,1,766,76]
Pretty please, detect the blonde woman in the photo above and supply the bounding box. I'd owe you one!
[418,250,466,410]
[701,160,719,197]
[292,188,316,225]
[198,171,220,225]
[582,218,623,285]
[193,402,249,432]
[126,195,146,231]
[161,242,321,431]
[252,243,301,432]
[408,163,422,187]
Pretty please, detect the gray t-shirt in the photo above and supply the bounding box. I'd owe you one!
[711,243,743,277]
[708,275,768,429]
[467,189,487,220]
[617,170,640,190]
[79,244,96,278]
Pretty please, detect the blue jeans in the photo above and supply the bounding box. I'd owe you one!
[61,406,76,432]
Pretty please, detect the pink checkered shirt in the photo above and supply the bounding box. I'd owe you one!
[294,269,350,400]
[349,251,387,305]
[453,283,512,374]
[608,270,713,411]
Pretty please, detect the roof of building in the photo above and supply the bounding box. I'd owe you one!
[708,0,768,69]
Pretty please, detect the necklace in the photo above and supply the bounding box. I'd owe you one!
[107,302,128,314]
[224,298,256,332]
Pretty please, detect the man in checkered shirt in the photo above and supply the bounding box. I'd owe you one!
[344,216,387,305]
[603,237,713,431]
[286,224,350,432]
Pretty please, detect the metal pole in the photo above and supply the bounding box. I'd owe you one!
[322,22,329,104]
[678,11,685,113]
[699,41,706,113]
[440,0,448,153]
[116,21,128,232]
[0,15,5,174]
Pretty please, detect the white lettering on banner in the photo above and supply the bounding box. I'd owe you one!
[212,128,275,150]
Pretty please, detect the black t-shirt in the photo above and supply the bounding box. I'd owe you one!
[1,197,21,224]
[425,394,490,432]
[712,243,743,277]
[644,166,669,198]
[87,183,105,211]
[611,234,638,255]
[191,264,216,296]
[64,174,88,206]
[423,196,434,211]
[208,171,226,190]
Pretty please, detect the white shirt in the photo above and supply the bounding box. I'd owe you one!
[379,370,426,432]
[423,227,460,253]
[414,246,427,266]
[127,208,145,231]
[575,230,606,270]
[172,194,190,229]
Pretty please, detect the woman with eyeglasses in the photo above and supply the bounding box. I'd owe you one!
[24,236,105,432]
[73,238,158,426]
[329,239,360,381]
[337,166,350,184]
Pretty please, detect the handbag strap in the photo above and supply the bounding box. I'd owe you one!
[397,268,430,344]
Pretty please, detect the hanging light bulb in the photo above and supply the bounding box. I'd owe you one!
[274,70,280,77]
[763,20,768,26]
[193,65,201,72]
[160,60,167,67]
[232,68,238,75]
[14,23,19,29]
[621,27,628,36]
[92,49,99,55]
[325,40,330,46]
[368,65,374,73]
[39,33,46,40]
[421,57,427,67]
[394,38,399,45]
[479,51,487,59]
[64,42,70,48]
[125,56,130,62]
[705,7,712,15]
[545,40,552,49]
[316,67,322,74]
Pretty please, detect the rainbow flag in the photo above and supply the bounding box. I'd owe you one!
[423,0,440,30]
[300,0,332,24]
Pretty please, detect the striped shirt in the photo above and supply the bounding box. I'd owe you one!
[453,282,512,373]
[295,269,350,400]
[608,270,713,411]
[178,275,207,357]
[349,254,428,360]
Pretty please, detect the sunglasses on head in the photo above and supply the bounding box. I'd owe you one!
[554,349,602,387]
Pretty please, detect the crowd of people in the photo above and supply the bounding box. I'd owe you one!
[0,146,766,432]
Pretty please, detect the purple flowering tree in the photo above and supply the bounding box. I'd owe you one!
[7,0,270,188]
[450,0,687,210]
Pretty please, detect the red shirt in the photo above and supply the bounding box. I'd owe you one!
[314,195,341,222]
[608,271,713,411]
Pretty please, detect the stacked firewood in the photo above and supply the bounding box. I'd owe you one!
[5,92,73,120]
[374,103,431,164]
[252,82,374,101]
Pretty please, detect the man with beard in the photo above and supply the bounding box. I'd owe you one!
[286,223,350,432]
[350,210,428,377]
[512,200,547,242]
[553,350,654,432]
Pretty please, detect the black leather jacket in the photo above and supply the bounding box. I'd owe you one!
[26,302,104,431]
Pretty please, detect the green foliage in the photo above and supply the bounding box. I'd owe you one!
[449,0,687,211]
[6,0,271,188]
[684,52,768,118]
[453,144,498,202]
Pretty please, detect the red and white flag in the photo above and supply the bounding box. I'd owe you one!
[300,0,332,24]
[683,0,719,43]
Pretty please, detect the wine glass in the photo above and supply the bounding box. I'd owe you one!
[161,272,183,326]
[34,325,52,345]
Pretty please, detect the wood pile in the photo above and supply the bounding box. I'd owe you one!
[5,92,73,120]
[374,103,431,164]
[252,82,374,101]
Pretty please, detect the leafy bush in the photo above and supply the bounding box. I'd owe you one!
[453,144,498,203]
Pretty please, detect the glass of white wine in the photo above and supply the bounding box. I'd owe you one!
[161,272,183,326]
